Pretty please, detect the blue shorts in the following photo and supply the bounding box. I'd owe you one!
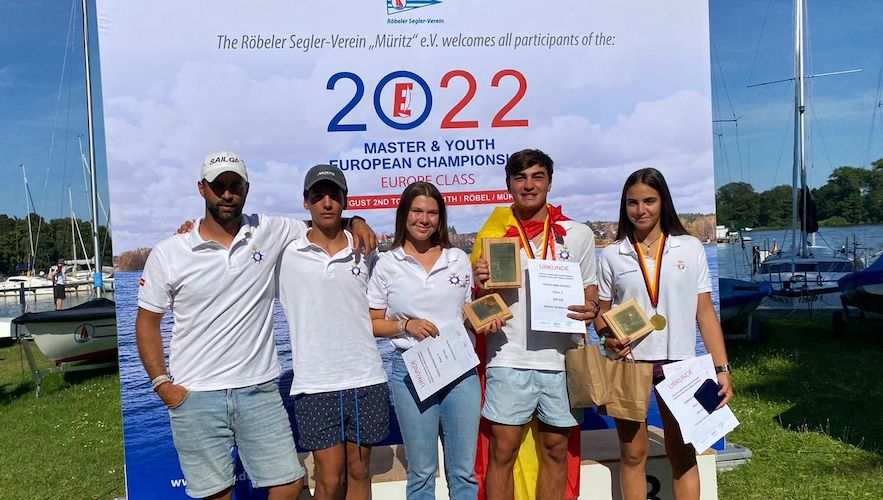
[168,380,306,498]
[482,367,582,428]
[294,383,389,450]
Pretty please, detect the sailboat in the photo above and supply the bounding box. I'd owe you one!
[13,0,118,366]
[751,0,863,316]
[0,166,55,297]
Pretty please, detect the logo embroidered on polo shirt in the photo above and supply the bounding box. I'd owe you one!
[676,259,686,270]
[251,245,263,263]
[558,245,571,261]
[448,272,464,286]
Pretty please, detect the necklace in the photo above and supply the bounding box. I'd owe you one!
[639,232,663,252]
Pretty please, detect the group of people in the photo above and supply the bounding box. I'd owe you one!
[136,148,733,500]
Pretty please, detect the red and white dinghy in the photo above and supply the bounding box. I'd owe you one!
[13,298,117,364]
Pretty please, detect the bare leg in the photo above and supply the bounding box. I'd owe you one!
[615,418,650,500]
[485,421,524,500]
[535,422,570,500]
[267,478,305,500]
[205,485,233,500]
[312,444,347,500]
[344,442,372,500]
[657,393,699,500]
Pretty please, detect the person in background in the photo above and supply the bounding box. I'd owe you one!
[49,258,66,310]
[596,167,733,500]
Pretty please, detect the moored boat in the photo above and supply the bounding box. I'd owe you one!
[838,256,883,316]
[11,0,117,368]
[12,298,117,363]
[720,278,773,325]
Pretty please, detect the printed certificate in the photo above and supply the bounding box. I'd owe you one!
[401,321,480,401]
[526,259,586,334]
[655,355,740,453]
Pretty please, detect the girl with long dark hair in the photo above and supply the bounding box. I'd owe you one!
[596,168,733,500]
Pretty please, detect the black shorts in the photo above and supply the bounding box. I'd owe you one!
[293,382,389,451]
[53,284,66,300]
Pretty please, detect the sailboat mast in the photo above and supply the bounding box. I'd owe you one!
[20,164,36,276]
[792,0,808,260]
[81,0,103,298]
[69,187,78,266]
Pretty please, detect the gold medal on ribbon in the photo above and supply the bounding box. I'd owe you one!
[650,313,667,331]
[633,234,667,331]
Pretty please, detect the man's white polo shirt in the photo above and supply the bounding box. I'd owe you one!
[486,220,598,371]
[276,230,386,395]
[598,234,712,361]
[138,214,306,391]
[367,246,473,351]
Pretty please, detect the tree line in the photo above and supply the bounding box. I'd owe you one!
[716,159,883,230]
[0,214,112,277]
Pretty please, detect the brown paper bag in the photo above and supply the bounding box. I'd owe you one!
[565,344,613,408]
[599,358,654,422]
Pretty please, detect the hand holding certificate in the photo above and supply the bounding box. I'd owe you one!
[655,355,739,453]
[401,321,480,401]
[527,259,586,334]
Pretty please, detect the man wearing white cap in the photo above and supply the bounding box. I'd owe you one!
[135,151,376,499]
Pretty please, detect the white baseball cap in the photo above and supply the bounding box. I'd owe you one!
[200,151,248,182]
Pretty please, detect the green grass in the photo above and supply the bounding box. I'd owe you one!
[718,316,883,498]
[0,341,125,500]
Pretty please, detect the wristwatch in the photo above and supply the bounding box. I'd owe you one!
[714,363,733,374]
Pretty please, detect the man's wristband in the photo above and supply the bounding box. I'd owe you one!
[151,374,173,391]
[587,299,600,315]
[599,336,608,346]
[715,363,733,374]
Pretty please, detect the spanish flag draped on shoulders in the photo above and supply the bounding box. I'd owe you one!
[471,204,582,500]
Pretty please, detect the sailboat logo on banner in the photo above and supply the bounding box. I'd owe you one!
[387,0,442,15]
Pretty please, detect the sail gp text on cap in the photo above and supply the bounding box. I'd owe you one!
[201,151,249,182]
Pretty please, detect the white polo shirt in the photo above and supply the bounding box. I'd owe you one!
[598,234,712,361]
[138,214,306,391]
[367,246,473,351]
[485,220,598,371]
[276,230,386,395]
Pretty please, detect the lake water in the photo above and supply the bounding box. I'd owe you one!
[714,224,883,279]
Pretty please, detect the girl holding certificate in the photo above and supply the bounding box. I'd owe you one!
[367,182,501,499]
[595,168,733,500]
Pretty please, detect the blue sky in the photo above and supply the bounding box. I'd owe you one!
[0,0,108,223]
[710,0,883,191]
[0,0,881,221]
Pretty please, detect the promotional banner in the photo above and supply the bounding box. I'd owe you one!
[96,1,716,497]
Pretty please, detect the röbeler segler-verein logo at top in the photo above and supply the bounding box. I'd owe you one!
[387,0,442,15]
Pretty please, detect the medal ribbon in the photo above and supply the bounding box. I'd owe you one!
[632,233,665,308]
[512,206,555,260]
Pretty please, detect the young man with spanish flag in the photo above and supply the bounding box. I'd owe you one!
[472,149,599,500]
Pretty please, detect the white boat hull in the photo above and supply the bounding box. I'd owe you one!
[12,298,118,364]
[26,318,117,363]
[754,286,845,316]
